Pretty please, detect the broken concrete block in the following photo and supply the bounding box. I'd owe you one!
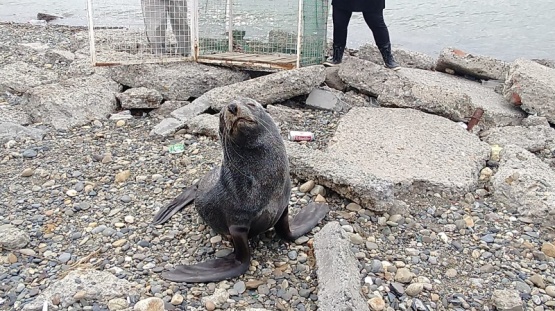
[305,87,351,112]
[314,222,370,311]
[436,47,509,80]
[24,74,120,130]
[338,57,525,129]
[324,66,347,91]
[480,125,555,152]
[45,48,75,64]
[184,114,219,138]
[0,103,32,125]
[533,58,555,69]
[503,58,555,124]
[109,62,249,100]
[326,107,490,196]
[492,144,555,221]
[149,117,183,136]
[286,141,395,212]
[149,101,189,120]
[116,87,163,109]
[0,61,59,94]
[0,122,46,144]
[194,65,326,111]
[266,104,303,127]
[170,100,210,122]
[522,115,550,127]
[357,43,436,70]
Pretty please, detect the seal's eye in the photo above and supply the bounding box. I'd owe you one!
[247,103,256,107]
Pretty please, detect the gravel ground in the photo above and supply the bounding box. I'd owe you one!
[1,22,555,311]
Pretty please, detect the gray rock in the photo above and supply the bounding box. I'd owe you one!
[133,297,165,311]
[325,107,490,198]
[149,100,189,119]
[266,104,303,127]
[480,124,555,152]
[313,222,370,311]
[149,118,183,136]
[357,44,436,70]
[116,87,163,109]
[170,100,210,121]
[286,141,395,212]
[532,59,555,69]
[339,57,525,129]
[23,74,121,130]
[435,47,509,80]
[108,62,248,100]
[22,269,132,310]
[184,113,219,138]
[522,115,550,127]
[305,87,351,112]
[0,122,46,143]
[0,104,32,125]
[324,66,347,91]
[491,144,555,221]
[45,49,75,64]
[491,289,523,311]
[0,61,59,94]
[503,58,555,124]
[0,224,30,249]
[195,65,326,112]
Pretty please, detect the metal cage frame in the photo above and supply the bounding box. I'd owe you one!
[85,0,329,70]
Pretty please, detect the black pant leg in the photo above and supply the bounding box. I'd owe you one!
[362,10,390,47]
[332,6,353,48]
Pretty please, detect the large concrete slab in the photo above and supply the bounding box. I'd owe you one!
[286,141,395,212]
[435,47,508,80]
[503,58,555,124]
[357,43,436,70]
[108,62,249,101]
[491,144,555,224]
[194,65,326,112]
[480,123,555,152]
[326,107,490,196]
[314,222,369,311]
[338,57,525,129]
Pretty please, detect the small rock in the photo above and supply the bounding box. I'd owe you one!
[405,283,424,297]
[7,253,17,263]
[315,194,326,203]
[529,274,546,289]
[115,170,131,183]
[171,293,184,305]
[346,203,362,212]
[116,120,126,127]
[205,301,216,311]
[545,286,555,298]
[134,297,165,311]
[310,185,326,196]
[445,268,457,278]
[299,180,315,193]
[0,224,30,249]
[492,289,523,311]
[234,281,246,294]
[73,290,87,300]
[66,189,78,197]
[246,280,265,289]
[395,267,413,283]
[541,242,555,258]
[124,215,134,223]
[368,296,386,311]
[21,168,35,177]
[108,298,129,310]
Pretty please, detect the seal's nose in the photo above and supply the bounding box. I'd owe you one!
[228,103,238,115]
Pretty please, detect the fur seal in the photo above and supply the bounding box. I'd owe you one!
[151,97,329,283]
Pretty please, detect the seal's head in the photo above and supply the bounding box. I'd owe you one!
[219,97,278,148]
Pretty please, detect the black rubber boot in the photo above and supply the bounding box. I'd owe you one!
[324,45,345,67]
[378,43,401,71]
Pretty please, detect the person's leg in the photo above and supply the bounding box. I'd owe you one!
[362,10,400,70]
[141,0,168,55]
[167,0,191,56]
[324,6,352,66]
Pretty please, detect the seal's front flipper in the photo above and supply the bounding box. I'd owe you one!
[160,225,251,283]
[274,202,329,241]
[152,186,197,225]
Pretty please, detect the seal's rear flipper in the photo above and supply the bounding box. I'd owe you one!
[160,225,251,283]
[152,186,197,225]
[274,202,330,241]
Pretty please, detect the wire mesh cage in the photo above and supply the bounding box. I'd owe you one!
[85,0,329,70]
